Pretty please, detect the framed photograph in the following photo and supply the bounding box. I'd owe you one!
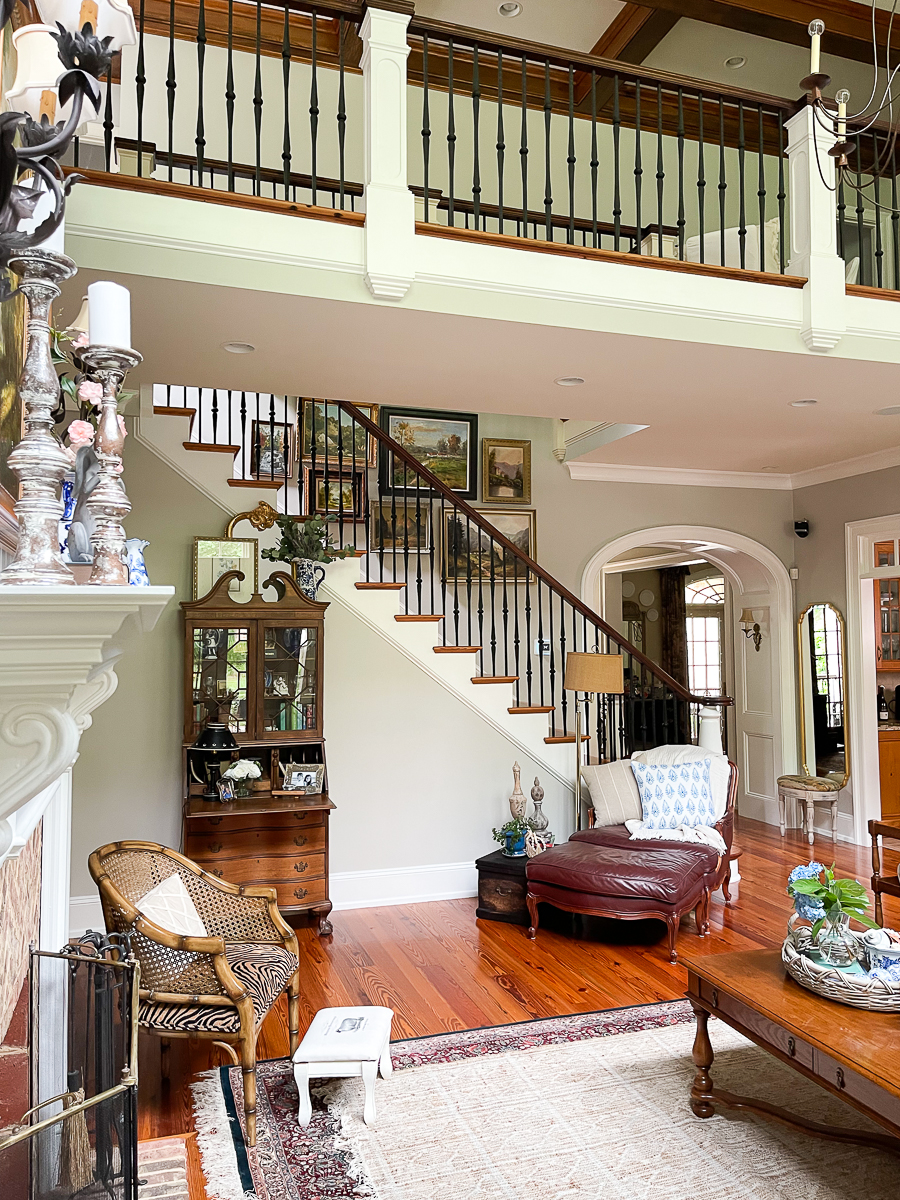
[378,406,478,498]
[303,466,366,521]
[250,420,294,479]
[216,777,236,802]
[482,438,531,504]
[300,398,379,468]
[283,763,325,794]
[442,508,536,582]
[370,500,432,552]
[193,537,258,602]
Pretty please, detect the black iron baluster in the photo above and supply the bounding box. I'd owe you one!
[590,70,598,248]
[472,44,481,226]
[613,75,621,249]
[524,567,532,704]
[282,3,291,199]
[520,55,528,234]
[337,402,346,555]
[465,513,473,648]
[447,41,456,226]
[211,389,218,443]
[501,549,509,678]
[777,111,786,273]
[421,34,430,221]
[414,472,423,613]
[226,0,235,190]
[874,134,885,288]
[757,106,766,270]
[634,81,643,249]
[676,87,685,258]
[488,538,497,676]
[452,505,460,645]
[718,97,727,267]
[548,590,555,728]
[856,132,866,285]
[567,63,576,244]
[166,0,176,181]
[136,0,146,176]
[655,82,664,255]
[428,481,436,615]
[310,12,319,205]
[559,596,567,736]
[892,146,899,289]
[439,498,447,637]
[543,60,552,239]
[239,391,247,478]
[195,0,206,183]
[496,48,505,233]
[253,0,263,196]
[536,580,544,707]
[512,554,520,705]
[403,466,411,612]
[338,16,346,209]
[737,101,746,268]
[268,395,276,483]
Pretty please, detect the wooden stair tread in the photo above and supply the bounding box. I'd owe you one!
[356,582,406,590]
[544,734,590,743]
[471,676,518,684]
[183,441,240,454]
[509,705,555,714]
[395,614,444,622]
[434,645,481,653]
[227,478,285,489]
[153,406,196,418]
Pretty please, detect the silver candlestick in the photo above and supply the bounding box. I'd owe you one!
[0,250,77,586]
[79,346,142,586]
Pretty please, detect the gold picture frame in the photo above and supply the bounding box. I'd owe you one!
[300,398,379,468]
[193,537,259,601]
[442,507,536,582]
[481,437,531,504]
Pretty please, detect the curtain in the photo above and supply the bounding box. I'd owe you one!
[660,567,690,688]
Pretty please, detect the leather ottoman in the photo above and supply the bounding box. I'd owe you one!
[525,833,722,962]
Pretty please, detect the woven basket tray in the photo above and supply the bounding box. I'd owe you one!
[782,937,900,1012]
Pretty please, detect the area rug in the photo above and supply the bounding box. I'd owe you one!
[191,1000,898,1200]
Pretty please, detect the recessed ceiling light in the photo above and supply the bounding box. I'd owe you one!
[761,465,778,471]
[876,405,900,416]
[222,341,255,354]
[724,55,746,69]
[790,398,818,407]
[555,376,585,386]
[498,2,522,15]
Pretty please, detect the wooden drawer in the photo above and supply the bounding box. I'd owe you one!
[272,877,328,909]
[814,1050,900,1127]
[697,981,815,1070]
[194,852,326,885]
[476,874,529,925]
[186,823,327,860]
[187,809,325,835]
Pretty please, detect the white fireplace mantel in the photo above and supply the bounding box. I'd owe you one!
[0,585,173,863]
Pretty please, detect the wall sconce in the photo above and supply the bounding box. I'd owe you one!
[740,608,763,652]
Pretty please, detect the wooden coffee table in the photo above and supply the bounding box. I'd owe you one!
[683,949,900,1156]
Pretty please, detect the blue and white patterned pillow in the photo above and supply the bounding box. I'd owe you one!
[630,759,716,831]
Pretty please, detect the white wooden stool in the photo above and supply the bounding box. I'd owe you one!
[292,1006,393,1128]
[777,774,841,845]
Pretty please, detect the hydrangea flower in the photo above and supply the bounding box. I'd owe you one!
[221,759,262,782]
[787,861,826,923]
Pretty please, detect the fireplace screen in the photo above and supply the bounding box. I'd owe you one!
[0,934,139,1200]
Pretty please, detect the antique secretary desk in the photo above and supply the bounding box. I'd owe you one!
[181,570,334,935]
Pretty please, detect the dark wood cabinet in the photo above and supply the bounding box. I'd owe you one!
[181,571,335,935]
[475,850,529,925]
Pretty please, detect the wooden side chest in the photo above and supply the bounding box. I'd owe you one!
[475,850,529,925]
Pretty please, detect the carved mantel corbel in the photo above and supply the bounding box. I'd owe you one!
[0,586,173,863]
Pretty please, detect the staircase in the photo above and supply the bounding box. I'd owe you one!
[139,387,730,785]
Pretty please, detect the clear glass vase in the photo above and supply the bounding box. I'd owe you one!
[816,912,859,967]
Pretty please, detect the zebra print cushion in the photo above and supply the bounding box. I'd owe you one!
[139,943,297,1034]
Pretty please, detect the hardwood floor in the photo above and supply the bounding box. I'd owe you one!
[137,818,900,1158]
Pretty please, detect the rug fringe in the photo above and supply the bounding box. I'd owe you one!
[190,1072,257,1200]
[324,1088,381,1200]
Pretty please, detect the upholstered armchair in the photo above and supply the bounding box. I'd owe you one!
[89,840,301,1147]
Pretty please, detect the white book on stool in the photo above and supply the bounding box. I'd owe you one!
[293,1005,394,1128]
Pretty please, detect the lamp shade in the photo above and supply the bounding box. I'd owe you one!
[563,652,625,695]
[739,608,756,628]
[6,25,72,123]
[193,722,238,751]
[35,0,137,50]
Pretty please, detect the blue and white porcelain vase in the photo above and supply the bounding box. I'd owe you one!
[125,538,151,586]
[293,557,326,600]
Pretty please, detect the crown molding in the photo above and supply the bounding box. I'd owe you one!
[565,461,793,490]
[789,443,900,489]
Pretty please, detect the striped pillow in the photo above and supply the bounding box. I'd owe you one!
[580,760,644,827]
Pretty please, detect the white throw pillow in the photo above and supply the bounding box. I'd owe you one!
[581,760,644,827]
[683,217,780,273]
[632,745,730,821]
[631,760,717,831]
[138,873,208,938]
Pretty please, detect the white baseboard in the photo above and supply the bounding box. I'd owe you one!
[69,862,478,936]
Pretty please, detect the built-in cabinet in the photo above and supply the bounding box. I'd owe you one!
[181,571,334,935]
[875,541,900,670]
[879,730,900,819]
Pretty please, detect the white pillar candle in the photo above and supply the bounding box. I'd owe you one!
[88,281,131,349]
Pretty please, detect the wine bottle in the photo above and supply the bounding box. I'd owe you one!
[879,685,890,722]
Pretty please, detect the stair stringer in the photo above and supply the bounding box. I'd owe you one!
[321,558,575,789]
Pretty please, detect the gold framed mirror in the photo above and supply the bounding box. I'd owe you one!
[798,602,849,788]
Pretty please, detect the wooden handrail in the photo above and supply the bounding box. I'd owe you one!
[337,399,732,709]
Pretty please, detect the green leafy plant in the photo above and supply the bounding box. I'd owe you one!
[491,816,534,846]
[261,514,354,566]
[787,863,878,938]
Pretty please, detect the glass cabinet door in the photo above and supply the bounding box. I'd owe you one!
[878,579,900,666]
[260,625,319,736]
[190,626,251,738]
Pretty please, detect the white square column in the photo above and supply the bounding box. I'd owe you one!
[786,103,846,352]
[361,5,416,300]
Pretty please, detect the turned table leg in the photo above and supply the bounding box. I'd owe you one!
[690,1003,716,1119]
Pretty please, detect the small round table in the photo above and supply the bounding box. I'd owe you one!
[776,775,842,845]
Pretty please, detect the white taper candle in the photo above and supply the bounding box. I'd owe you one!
[808,19,825,76]
[87,281,132,349]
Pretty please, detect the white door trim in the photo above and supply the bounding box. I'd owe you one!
[845,513,900,845]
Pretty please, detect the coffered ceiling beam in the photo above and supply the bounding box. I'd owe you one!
[576,3,680,103]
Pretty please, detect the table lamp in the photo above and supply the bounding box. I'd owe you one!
[564,652,625,831]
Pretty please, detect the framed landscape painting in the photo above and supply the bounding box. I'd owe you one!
[442,508,536,582]
[370,500,432,551]
[300,398,379,468]
[303,466,367,520]
[482,437,531,504]
[378,406,478,499]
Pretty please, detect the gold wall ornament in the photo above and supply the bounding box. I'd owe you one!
[226,500,278,537]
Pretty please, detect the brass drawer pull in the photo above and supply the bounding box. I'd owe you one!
[211,869,223,878]
[207,841,222,853]
[711,988,719,1010]
[836,1067,846,1090]
[787,1037,796,1058]
[294,861,309,874]
[495,886,515,897]
[293,887,308,899]
[207,817,223,826]
[293,835,308,847]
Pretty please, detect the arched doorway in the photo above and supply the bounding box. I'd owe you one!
[582,526,798,828]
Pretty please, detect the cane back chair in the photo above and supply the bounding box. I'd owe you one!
[89,840,301,1147]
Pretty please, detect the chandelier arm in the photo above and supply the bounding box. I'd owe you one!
[14,92,87,163]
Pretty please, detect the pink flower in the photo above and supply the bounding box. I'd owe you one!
[77,380,103,405]
[66,420,95,448]
[71,331,89,348]
[117,415,128,441]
